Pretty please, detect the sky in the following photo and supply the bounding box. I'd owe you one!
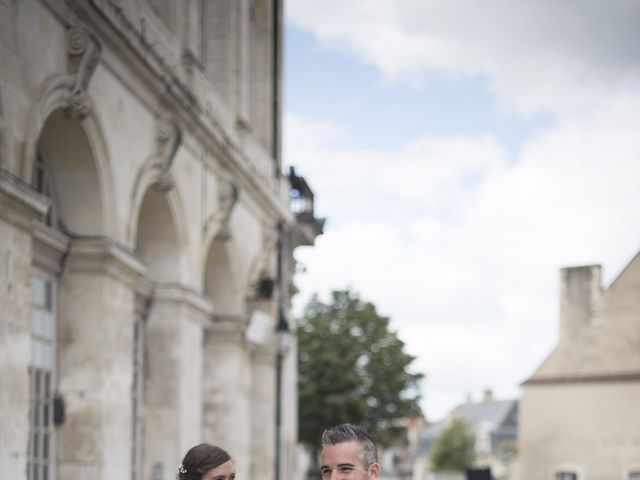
[283,0,640,421]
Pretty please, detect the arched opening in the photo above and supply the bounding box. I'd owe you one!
[204,239,244,316]
[135,187,181,283]
[36,110,104,235]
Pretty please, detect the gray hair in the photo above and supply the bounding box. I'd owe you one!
[321,423,378,468]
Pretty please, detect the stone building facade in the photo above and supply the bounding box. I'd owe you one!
[0,1,322,480]
[511,252,640,480]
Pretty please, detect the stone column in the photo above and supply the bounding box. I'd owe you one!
[143,284,210,480]
[0,171,48,479]
[56,237,145,480]
[250,342,277,480]
[202,318,252,480]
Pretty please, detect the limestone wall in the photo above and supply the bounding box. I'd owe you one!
[0,1,299,480]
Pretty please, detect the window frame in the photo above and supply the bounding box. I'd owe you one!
[28,268,58,480]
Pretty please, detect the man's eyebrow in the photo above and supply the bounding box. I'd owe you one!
[337,463,356,468]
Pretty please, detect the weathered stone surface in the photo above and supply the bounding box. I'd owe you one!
[0,1,309,480]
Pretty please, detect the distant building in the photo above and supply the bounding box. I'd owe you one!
[0,2,322,480]
[511,252,640,479]
[379,416,428,480]
[413,391,518,480]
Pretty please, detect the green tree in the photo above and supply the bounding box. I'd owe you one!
[429,415,475,472]
[297,289,424,458]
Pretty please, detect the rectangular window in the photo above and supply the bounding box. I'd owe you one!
[555,473,577,480]
[28,270,57,480]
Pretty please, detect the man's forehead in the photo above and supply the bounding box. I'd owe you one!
[321,441,362,463]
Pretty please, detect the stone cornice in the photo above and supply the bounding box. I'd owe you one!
[0,168,49,230]
[68,0,292,224]
[65,236,147,287]
[523,371,640,386]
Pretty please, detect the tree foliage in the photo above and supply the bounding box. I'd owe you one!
[429,415,475,472]
[297,289,424,454]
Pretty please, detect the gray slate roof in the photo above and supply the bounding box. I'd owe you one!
[414,399,518,458]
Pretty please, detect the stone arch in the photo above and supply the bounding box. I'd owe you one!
[128,115,184,248]
[203,238,245,315]
[21,75,75,180]
[133,184,186,284]
[34,107,114,236]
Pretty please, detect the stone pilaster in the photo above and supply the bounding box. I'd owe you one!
[250,342,277,480]
[0,170,48,479]
[56,237,145,480]
[202,318,252,480]
[143,283,210,480]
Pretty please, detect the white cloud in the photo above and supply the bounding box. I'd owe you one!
[285,113,508,216]
[287,0,640,115]
[288,91,640,419]
[285,0,640,421]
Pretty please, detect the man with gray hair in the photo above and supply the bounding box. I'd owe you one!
[320,423,380,480]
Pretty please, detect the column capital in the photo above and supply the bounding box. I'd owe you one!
[152,283,214,326]
[206,316,248,344]
[65,237,146,287]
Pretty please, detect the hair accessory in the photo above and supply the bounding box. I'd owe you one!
[178,464,187,475]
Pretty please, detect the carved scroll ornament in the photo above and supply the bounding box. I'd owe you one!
[152,116,182,192]
[65,27,102,120]
[204,177,239,243]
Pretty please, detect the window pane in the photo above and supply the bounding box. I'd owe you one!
[31,277,45,307]
[33,432,39,457]
[34,370,41,396]
[43,433,49,458]
[34,401,40,426]
[44,281,52,311]
[44,373,50,398]
[44,344,54,369]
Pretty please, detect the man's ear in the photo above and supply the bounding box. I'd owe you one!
[368,463,380,479]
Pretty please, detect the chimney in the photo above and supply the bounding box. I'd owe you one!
[559,264,602,343]
[483,389,493,402]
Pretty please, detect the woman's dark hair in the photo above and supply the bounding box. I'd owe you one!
[178,443,231,480]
